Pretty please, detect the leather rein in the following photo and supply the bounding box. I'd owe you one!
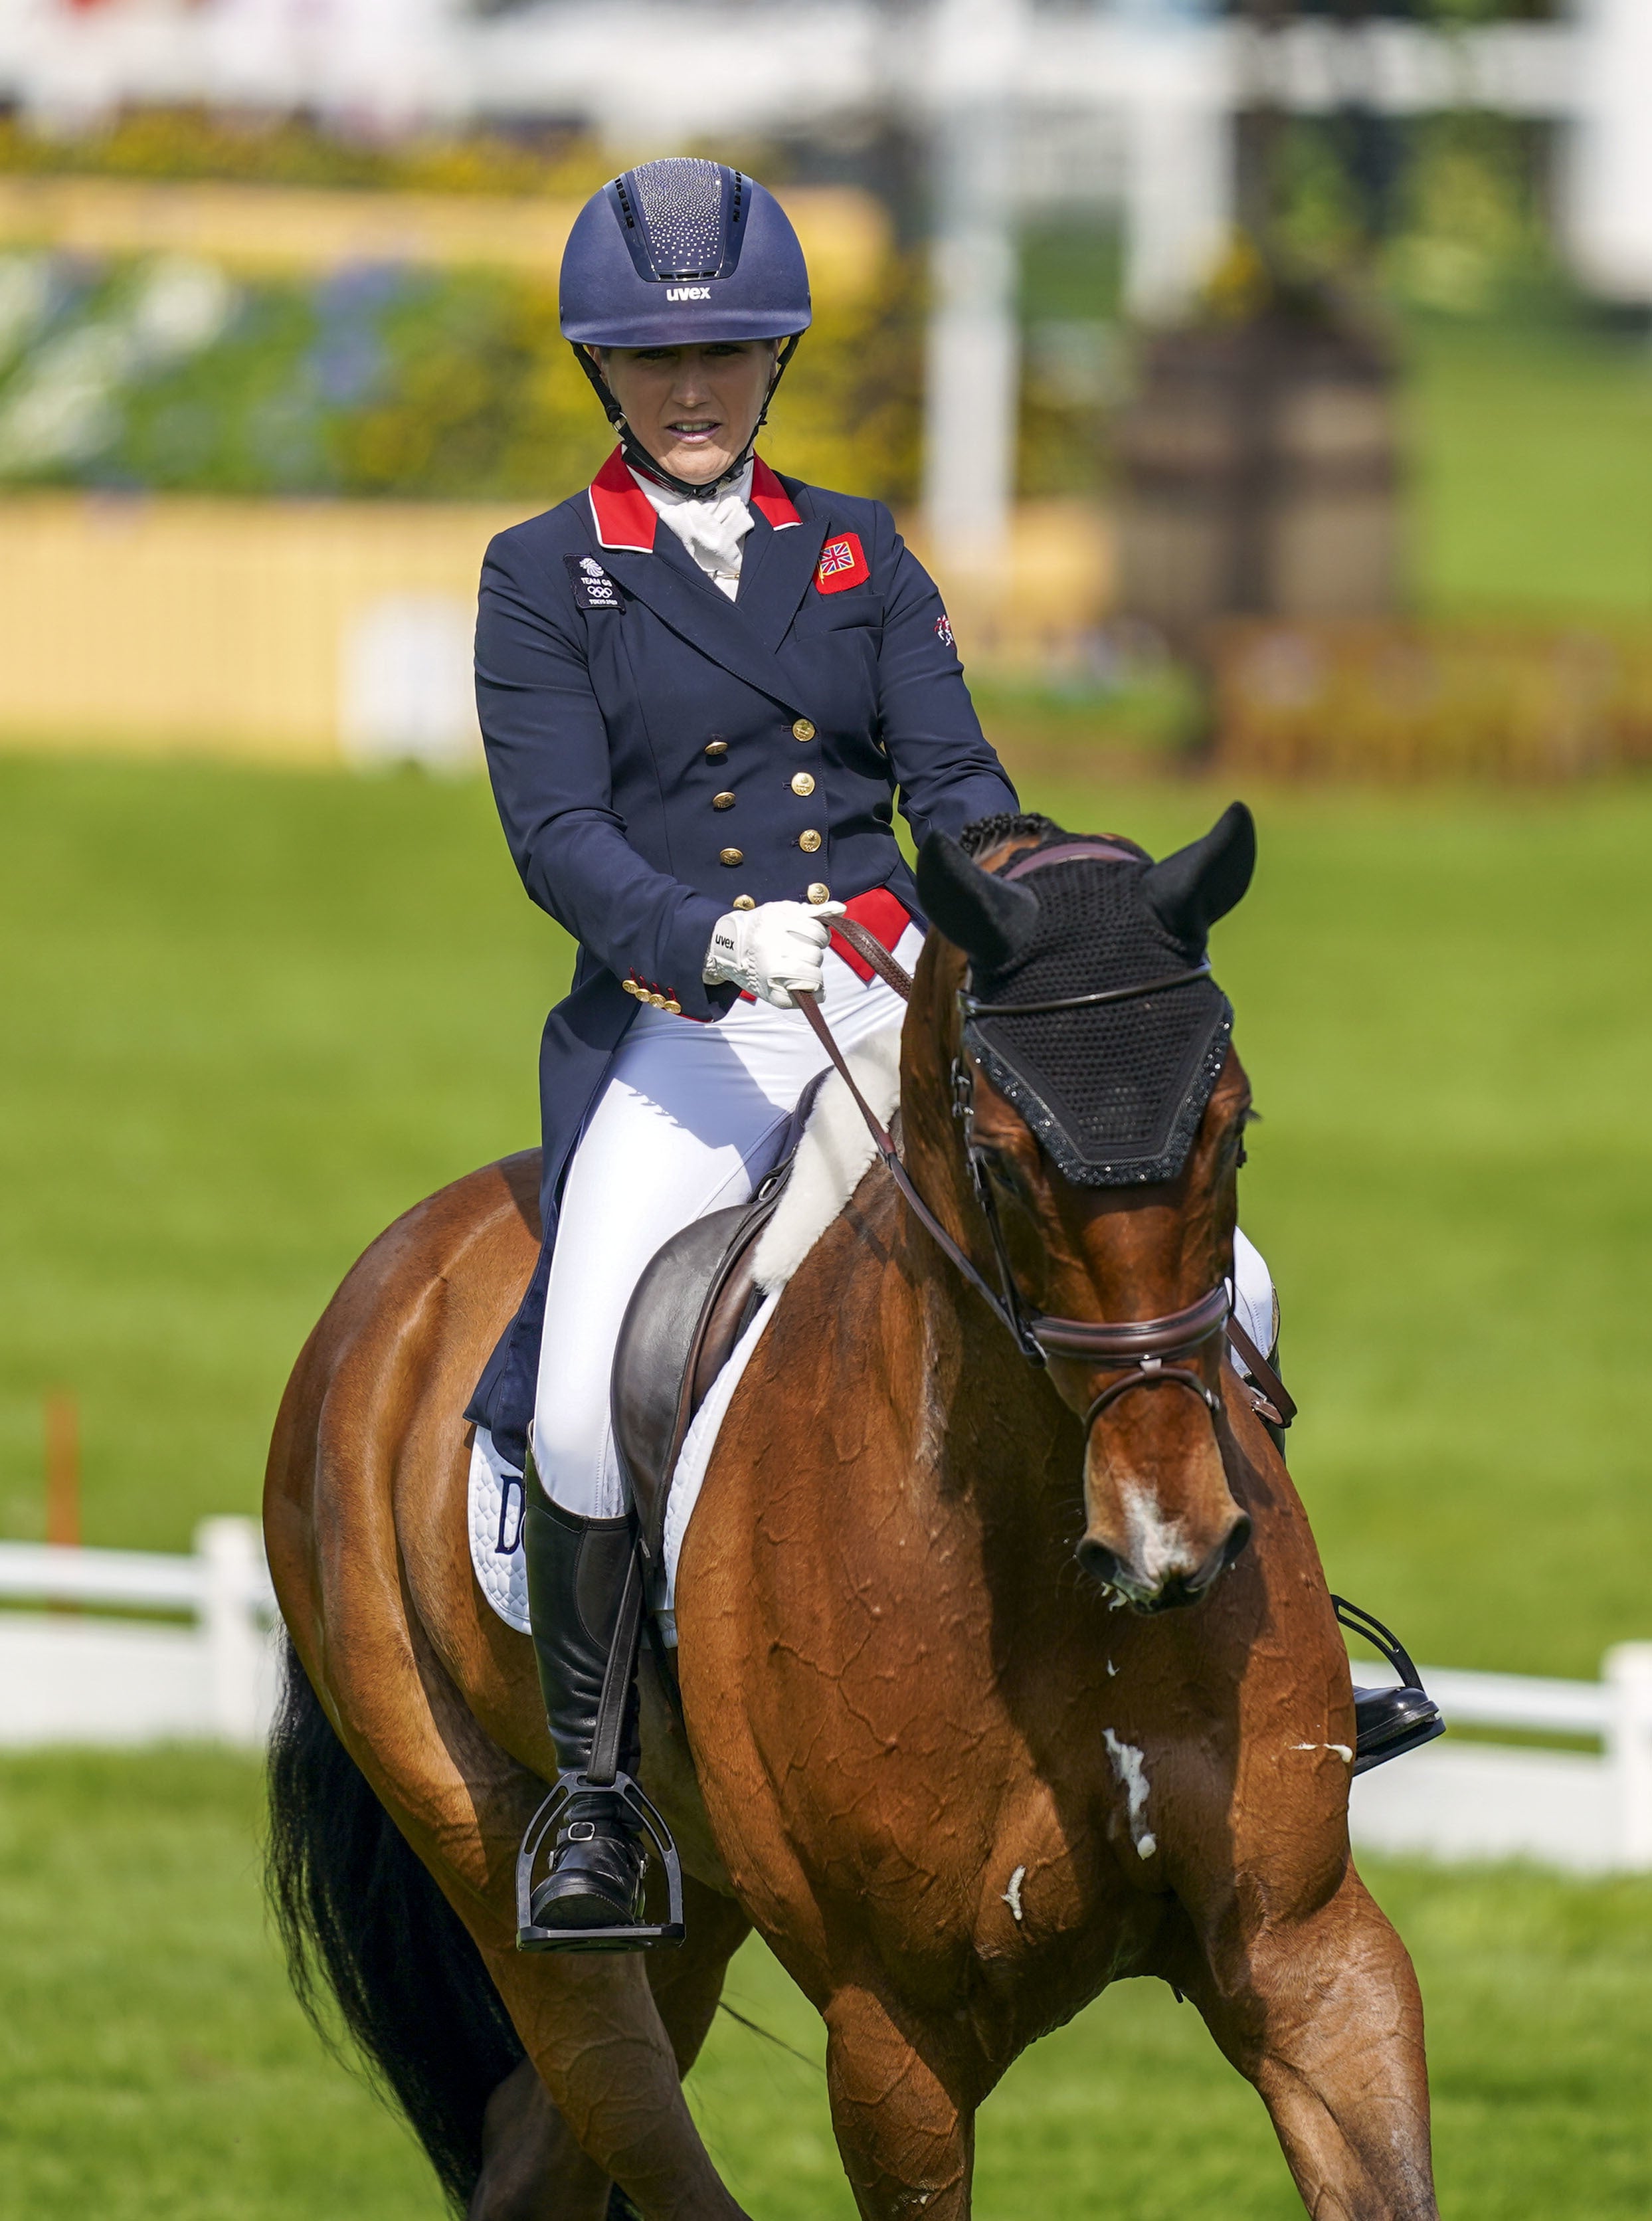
[798,865,1295,1441]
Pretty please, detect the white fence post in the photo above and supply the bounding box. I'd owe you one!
[197,1516,270,1747]
[1605,1642,1652,1870]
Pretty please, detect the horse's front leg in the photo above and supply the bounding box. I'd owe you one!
[1186,1862,1438,2221]
[822,1985,976,2221]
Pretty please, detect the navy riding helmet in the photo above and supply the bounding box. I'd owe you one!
[560,157,812,497]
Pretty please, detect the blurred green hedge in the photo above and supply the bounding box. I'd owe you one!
[0,114,923,504]
[0,247,923,506]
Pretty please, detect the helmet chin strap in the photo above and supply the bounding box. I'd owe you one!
[573,337,801,502]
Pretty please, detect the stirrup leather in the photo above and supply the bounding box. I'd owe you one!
[516,1770,686,1953]
[1334,1596,1446,1776]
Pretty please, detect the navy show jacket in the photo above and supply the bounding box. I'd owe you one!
[467,448,1018,1468]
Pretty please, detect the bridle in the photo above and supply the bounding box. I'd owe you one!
[796,840,1295,1442]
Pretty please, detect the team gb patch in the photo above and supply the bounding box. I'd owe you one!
[814,533,870,595]
[565,554,624,610]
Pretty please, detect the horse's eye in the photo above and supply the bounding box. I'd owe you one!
[975,1144,1023,1195]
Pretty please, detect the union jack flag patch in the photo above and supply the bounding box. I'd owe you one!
[934,611,954,648]
[814,532,870,594]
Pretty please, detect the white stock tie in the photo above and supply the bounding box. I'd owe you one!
[632,461,756,601]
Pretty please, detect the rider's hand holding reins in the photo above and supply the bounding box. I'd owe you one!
[703,899,845,1009]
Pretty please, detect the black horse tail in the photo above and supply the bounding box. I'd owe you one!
[266,1628,525,2210]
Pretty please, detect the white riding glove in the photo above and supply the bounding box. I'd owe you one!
[703,899,846,1009]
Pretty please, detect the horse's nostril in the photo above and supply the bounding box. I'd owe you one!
[1075,1535,1124,1593]
[1188,1513,1253,1596]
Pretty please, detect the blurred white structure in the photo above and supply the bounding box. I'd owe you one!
[340,589,482,771]
[0,0,1643,561]
[1350,1647,1652,1876]
[0,1517,278,1746]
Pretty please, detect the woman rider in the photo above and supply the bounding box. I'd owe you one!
[466,158,1284,1947]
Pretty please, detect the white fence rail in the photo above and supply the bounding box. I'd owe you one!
[2,1527,1649,1873]
[1349,1647,1652,1875]
[0,1519,278,1748]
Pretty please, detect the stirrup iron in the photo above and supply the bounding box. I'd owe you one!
[516,1769,686,1953]
[1334,1596,1446,1775]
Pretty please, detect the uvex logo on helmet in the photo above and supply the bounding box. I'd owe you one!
[559,158,812,349]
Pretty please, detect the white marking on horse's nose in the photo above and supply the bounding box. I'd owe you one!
[1119,1481,1195,1587]
[1001,1865,1026,1923]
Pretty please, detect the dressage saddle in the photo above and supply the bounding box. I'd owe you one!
[609,1066,832,1579]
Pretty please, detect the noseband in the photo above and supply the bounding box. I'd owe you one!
[797,853,1293,1441]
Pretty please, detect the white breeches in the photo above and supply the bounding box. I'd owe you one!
[533,927,925,1516]
[533,928,1277,1517]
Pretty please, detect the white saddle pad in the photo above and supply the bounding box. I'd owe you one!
[467,1288,780,1646]
[466,1024,903,1641]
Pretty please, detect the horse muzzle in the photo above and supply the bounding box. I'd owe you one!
[1075,1505,1252,1614]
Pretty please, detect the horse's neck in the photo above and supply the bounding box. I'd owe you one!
[899,1245,1083,1579]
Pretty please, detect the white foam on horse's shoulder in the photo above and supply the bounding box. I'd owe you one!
[1002,1864,1027,1923]
[1103,1727,1158,1860]
[752,1024,903,1294]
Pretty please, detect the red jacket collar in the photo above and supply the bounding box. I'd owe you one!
[750,456,802,529]
[586,447,803,552]
[587,448,657,551]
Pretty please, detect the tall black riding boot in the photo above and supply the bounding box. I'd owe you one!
[521,1496,649,1942]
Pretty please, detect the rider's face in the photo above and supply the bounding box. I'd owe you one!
[593,341,780,484]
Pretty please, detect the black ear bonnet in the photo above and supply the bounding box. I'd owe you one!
[917,804,1255,1187]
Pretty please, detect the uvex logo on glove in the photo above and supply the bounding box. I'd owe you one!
[814,533,870,595]
[703,898,845,1008]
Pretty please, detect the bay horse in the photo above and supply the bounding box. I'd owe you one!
[264,806,1437,2221]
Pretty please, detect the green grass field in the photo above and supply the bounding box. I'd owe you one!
[1406,321,1652,618]
[0,1747,1648,2221]
[2,754,1651,2218]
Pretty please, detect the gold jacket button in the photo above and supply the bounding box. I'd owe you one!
[790,771,815,797]
[648,992,667,1009]
[713,791,736,810]
[719,846,744,867]
[806,882,831,905]
[798,829,822,853]
[792,717,815,742]
[732,893,756,910]
[621,978,640,995]
[704,739,729,759]
[664,999,682,1015]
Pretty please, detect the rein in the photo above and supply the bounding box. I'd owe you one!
[802,900,1293,1438]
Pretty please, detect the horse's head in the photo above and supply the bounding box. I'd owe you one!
[911,804,1258,1614]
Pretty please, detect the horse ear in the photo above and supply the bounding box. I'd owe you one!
[916,833,1040,971]
[1140,802,1256,945]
